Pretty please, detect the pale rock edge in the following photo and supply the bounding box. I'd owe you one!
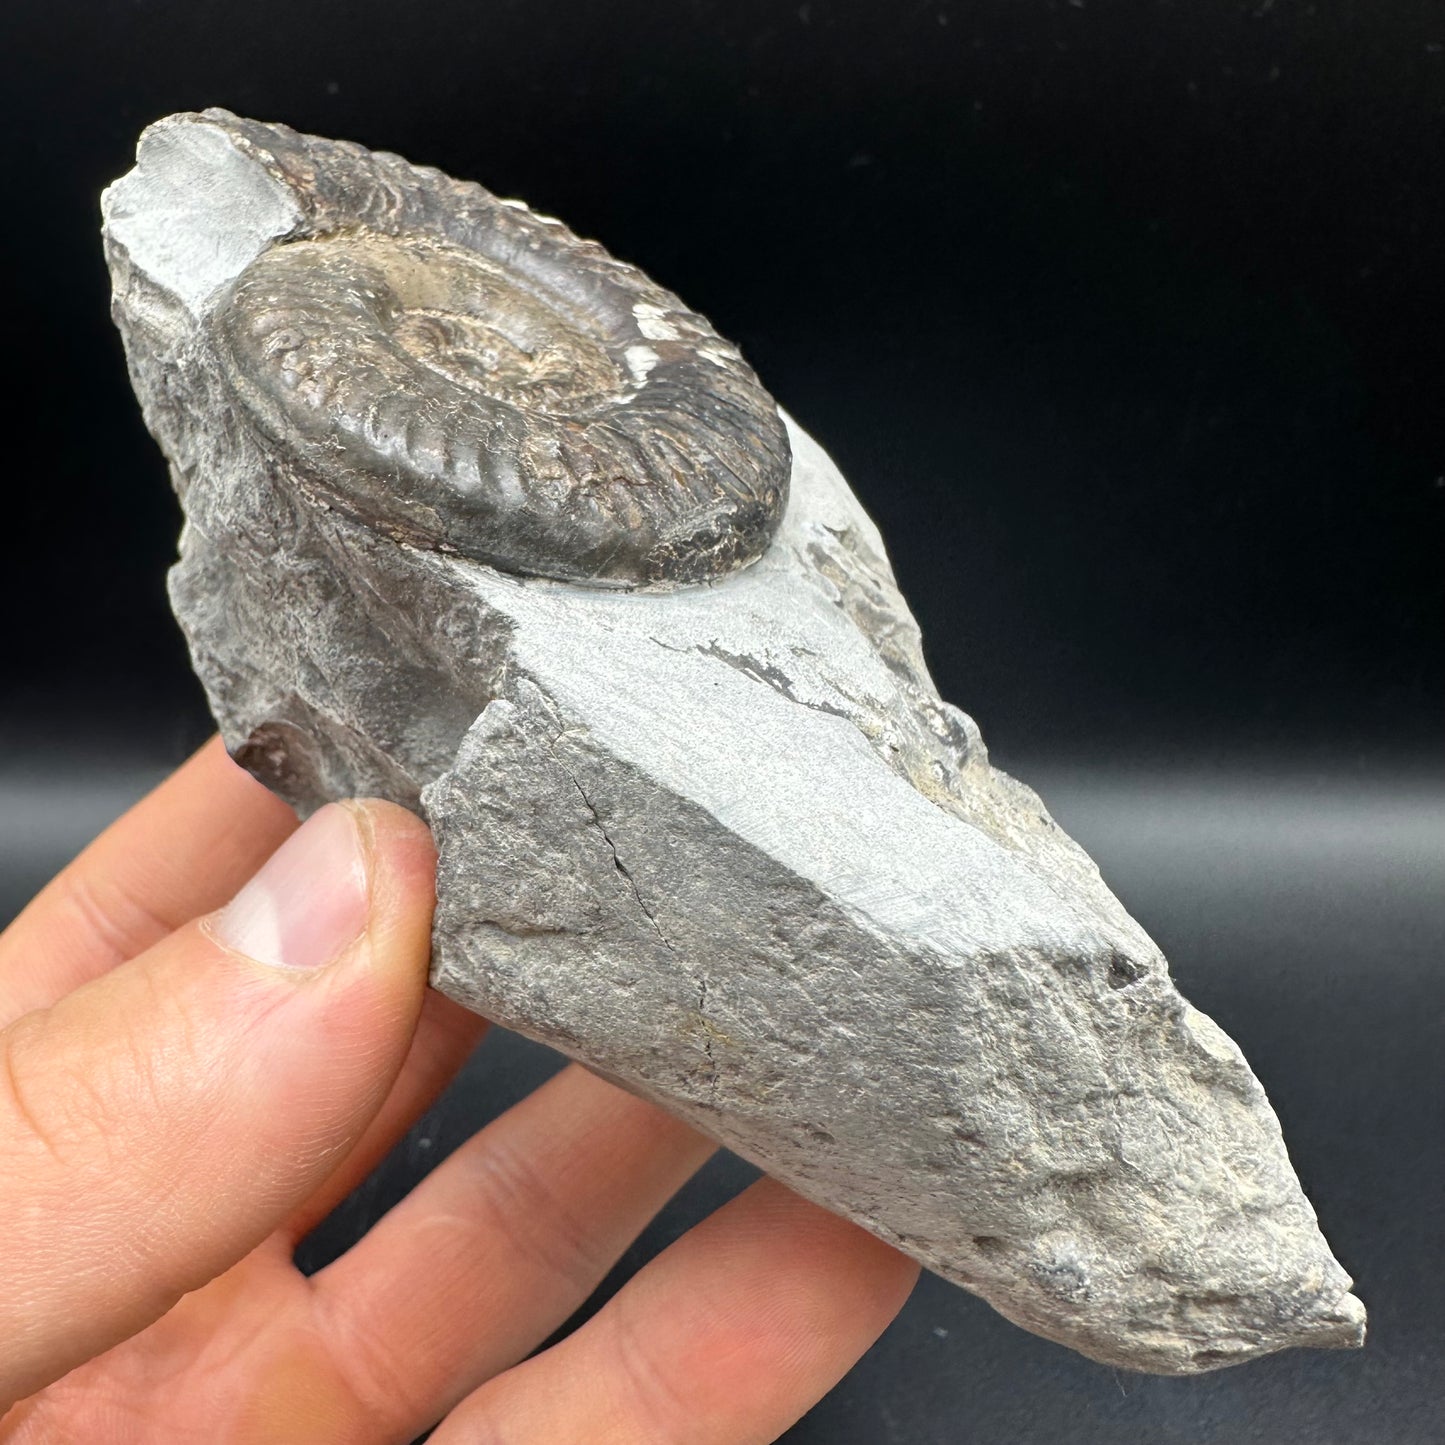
[101,110,1365,1375]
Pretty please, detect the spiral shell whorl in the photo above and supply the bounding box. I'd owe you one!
[201,110,789,588]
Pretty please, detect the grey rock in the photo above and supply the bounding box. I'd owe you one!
[102,110,1365,1375]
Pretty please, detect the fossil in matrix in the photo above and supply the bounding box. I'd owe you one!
[103,110,1365,1374]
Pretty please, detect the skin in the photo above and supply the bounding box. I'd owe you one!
[0,739,918,1443]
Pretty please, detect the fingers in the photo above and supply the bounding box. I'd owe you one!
[0,800,436,1409]
[430,1178,920,1445]
[311,1064,717,1441]
[0,738,297,1026]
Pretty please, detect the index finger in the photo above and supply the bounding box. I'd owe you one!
[0,737,297,1025]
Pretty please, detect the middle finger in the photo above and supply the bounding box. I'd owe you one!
[308,1061,716,1440]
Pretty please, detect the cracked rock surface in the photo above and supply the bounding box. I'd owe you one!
[102,110,1365,1374]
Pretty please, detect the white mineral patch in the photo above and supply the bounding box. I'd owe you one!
[624,343,660,384]
[633,301,683,340]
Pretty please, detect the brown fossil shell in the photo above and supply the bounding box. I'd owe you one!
[201,111,790,588]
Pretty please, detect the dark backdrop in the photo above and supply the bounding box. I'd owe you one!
[3,0,1442,762]
[0,3,1440,1442]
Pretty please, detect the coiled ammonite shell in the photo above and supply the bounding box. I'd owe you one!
[193,112,790,588]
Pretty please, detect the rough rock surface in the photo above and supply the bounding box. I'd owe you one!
[102,111,1365,1374]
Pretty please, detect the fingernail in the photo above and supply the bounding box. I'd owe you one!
[213,803,369,970]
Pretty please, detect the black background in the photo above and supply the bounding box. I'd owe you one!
[0,2,1440,1441]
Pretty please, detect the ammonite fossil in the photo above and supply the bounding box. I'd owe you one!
[103,113,1365,1377]
[118,109,789,588]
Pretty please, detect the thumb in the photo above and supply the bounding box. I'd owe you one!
[0,799,437,1407]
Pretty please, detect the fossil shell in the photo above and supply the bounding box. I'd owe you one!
[157,110,791,588]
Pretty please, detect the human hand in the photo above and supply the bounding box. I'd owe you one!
[0,739,918,1442]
